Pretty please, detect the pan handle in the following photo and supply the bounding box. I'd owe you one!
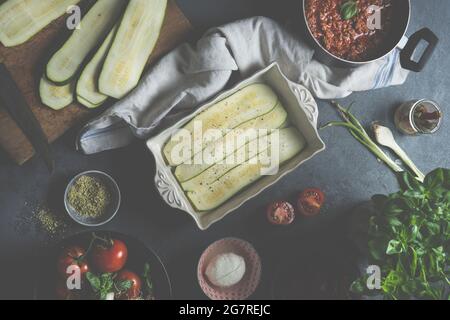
[400,28,438,72]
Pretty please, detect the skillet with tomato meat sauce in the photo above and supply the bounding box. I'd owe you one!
[305,0,394,61]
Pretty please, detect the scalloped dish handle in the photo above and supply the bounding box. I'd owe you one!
[287,80,319,126]
[154,169,185,211]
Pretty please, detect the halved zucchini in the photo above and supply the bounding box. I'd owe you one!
[76,25,118,108]
[174,102,288,183]
[0,0,81,47]
[163,84,278,166]
[46,0,126,84]
[39,77,74,110]
[99,0,168,99]
[186,127,306,211]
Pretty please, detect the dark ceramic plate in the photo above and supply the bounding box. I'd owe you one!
[33,231,172,300]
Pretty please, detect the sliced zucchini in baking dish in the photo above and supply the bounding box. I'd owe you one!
[186,127,306,212]
[0,0,81,47]
[99,0,168,99]
[181,129,281,192]
[163,84,278,166]
[76,25,118,108]
[174,102,288,183]
[46,0,126,84]
[39,77,74,110]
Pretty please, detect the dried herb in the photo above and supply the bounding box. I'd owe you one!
[68,176,111,218]
[36,207,66,235]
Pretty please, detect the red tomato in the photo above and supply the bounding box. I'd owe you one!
[57,246,89,278]
[297,188,325,217]
[91,239,128,273]
[267,201,295,225]
[116,270,142,300]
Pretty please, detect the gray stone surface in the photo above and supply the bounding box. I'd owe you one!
[0,0,448,299]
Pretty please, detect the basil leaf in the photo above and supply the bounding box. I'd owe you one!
[386,239,403,255]
[341,1,358,20]
[409,247,418,277]
[86,272,101,291]
[142,262,153,292]
[382,270,402,293]
[410,225,421,241]
[385,202,405,215]
[426,222,440,236]
[116,280,132,291]
[398,171,422,191]
[387,216,402,227]
[403,190,425,199]
[424,168,444,190]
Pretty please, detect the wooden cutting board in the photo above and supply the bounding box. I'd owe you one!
[0,0,192,165]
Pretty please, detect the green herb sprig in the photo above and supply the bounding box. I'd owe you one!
[351,169,450,300]
[341,0,358,20]
[142,263,154,299]
[86,272,132,300]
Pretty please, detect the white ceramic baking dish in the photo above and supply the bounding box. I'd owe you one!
[146,62,325,230]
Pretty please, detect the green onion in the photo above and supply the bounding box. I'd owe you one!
[321,101,403,173]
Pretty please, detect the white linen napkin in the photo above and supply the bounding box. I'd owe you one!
[77,16,409,154]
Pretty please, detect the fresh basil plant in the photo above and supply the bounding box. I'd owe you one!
[351,168,450,300]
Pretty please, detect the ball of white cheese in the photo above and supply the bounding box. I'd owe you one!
[205,252,246,287]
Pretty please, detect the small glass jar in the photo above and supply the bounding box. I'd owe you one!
[394,99,442,135]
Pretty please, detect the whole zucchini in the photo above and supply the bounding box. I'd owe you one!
[99,0,168,99]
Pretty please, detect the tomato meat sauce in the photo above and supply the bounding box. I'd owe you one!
[305,0,393,61]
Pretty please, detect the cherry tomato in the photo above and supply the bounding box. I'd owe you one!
[297,188,325,217]
[116,270,142,300]
[267,201,295,225]
[91,239,128,273]
[57,246,89,278]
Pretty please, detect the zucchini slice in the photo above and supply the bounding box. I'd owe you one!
[163,84,278,166]
[186,127,306,212]
[76,25,118,108]
[0,0,81,47]
[39,77,74,110]
[46,0,126,84]
[76,95,102,109]
[174,102,288,183]
[99,0,168,99]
